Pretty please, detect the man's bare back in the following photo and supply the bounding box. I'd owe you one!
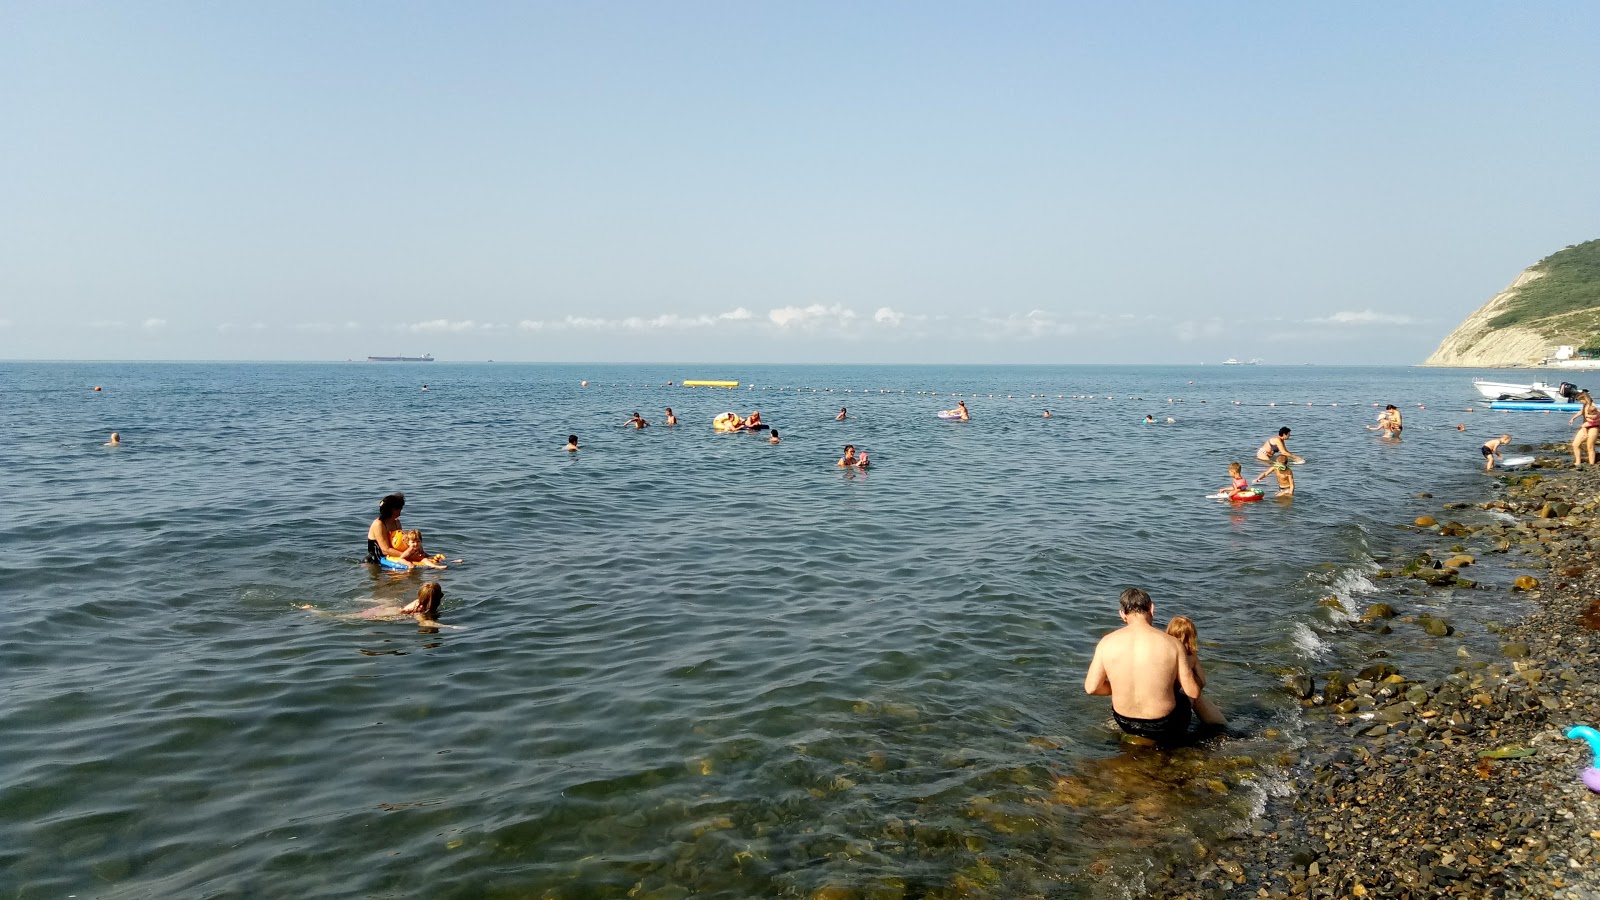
[1085,588,1201,741]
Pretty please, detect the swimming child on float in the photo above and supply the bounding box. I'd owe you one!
[1252,453,1295,496]
[1219,462,1253,499]
[1165,616,1227,727]
[388,529,450,570]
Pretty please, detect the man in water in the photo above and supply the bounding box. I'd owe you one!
[1084,588,1202,744]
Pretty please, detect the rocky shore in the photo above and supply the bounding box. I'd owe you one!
[1153,451,1600,899]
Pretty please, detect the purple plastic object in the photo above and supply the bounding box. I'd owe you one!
[1584,768,1600,793]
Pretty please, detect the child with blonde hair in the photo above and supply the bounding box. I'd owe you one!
[1165,616,1227,726]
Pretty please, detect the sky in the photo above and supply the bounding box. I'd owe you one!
[2,2,1597,364]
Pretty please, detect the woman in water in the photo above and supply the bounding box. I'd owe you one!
[1366,404,1403,437]
[664,408,677,426]
[1252,453,1295,496]
[1256,427,1303,464]
[743,410,766,431]
[838,445,865,468]
[836,407,848,420]
[366,493,411,568]
[104,432,121,446]
[1571,394,1599,466]
[1165,616,1227,727]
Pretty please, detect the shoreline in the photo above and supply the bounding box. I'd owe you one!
[1154,449,1600,898]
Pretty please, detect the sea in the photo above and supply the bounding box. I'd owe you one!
[0,362,1562,898]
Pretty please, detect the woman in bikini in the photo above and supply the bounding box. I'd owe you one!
[1571,392,1599,466]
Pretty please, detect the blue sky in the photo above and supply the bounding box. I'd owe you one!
[2,3,1596,363]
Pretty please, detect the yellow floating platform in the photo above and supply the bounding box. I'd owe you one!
[682,380,739,387]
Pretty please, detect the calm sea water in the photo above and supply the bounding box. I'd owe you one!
[1,362,1561,898]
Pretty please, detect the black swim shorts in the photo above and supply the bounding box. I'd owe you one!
[1481,445,1494,458]
[1112,694,1192,744]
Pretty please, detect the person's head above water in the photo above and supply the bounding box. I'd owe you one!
[1165,615,1198,654]
[413,582,443,618]
[843,444,855,454]
[378,493,406,522]
[1118,587,1153,620]
[106,432,121,445]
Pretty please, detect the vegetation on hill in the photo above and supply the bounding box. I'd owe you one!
[1488,239,1600,329]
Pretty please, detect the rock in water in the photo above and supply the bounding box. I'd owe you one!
[1513,575,1540,591]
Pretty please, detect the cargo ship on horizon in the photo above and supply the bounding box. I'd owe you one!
[367,354,435,362]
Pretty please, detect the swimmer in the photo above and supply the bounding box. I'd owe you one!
[1483,434,1511,471]
[1165,616,1227,727]
[1256,427,1304,464]
[421,385,428,391]
[940,400,970,420]
[1252,453,1295,496]
[104,432,121,446]
[744,411,766,431]
[768,429,780,445]
[356,582,448,629]
[1043,410,1053,418]
[1219,462,1252,499]
[664,407,677,426]
[564,435,579,452]
[1144,415,1155,424]
[836,407,848,420]
[626,412,650,429]
[838,444,860,467]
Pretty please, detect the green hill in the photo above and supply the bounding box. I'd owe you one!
[1424,239,1600,367]
[1486,239,1600,335]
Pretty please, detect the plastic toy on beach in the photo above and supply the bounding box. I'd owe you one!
[1564,725,1600,792]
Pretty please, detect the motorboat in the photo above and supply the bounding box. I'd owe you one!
[1472,379,1575,401]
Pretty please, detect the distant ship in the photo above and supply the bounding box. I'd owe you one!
[367,354,435,362]
[1221,358,1262,365]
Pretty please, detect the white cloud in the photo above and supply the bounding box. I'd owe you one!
[407,319,485,333]
[979,310,1076,339]
[1173,319,1226,342]
[143,318,167,330]
[768,303,859,330]
[1312,309,1415,326]
[874,307,908,326]
[518,308,758,332]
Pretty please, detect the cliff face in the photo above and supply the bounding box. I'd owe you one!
[1423,240,1600,367]
[1422,270,1551,367]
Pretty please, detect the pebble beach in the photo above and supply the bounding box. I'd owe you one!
[1157,447,1600,899]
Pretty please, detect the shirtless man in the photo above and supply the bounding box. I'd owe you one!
[1084,588,1202,744]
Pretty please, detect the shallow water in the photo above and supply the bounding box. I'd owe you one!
[0,362,1561,897]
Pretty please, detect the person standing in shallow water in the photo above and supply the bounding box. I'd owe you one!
[1084,587,1201,745]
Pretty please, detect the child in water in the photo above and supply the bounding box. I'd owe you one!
[565,435,579,452]
[1252,453,1296,496]
[388,529,449,570]
[361,582,447,629]
[768,429,780,444]
[1165,616,1227,726]
[1482,434,1511,471]
[1219,462,1252,498]
[664,408,677,426]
